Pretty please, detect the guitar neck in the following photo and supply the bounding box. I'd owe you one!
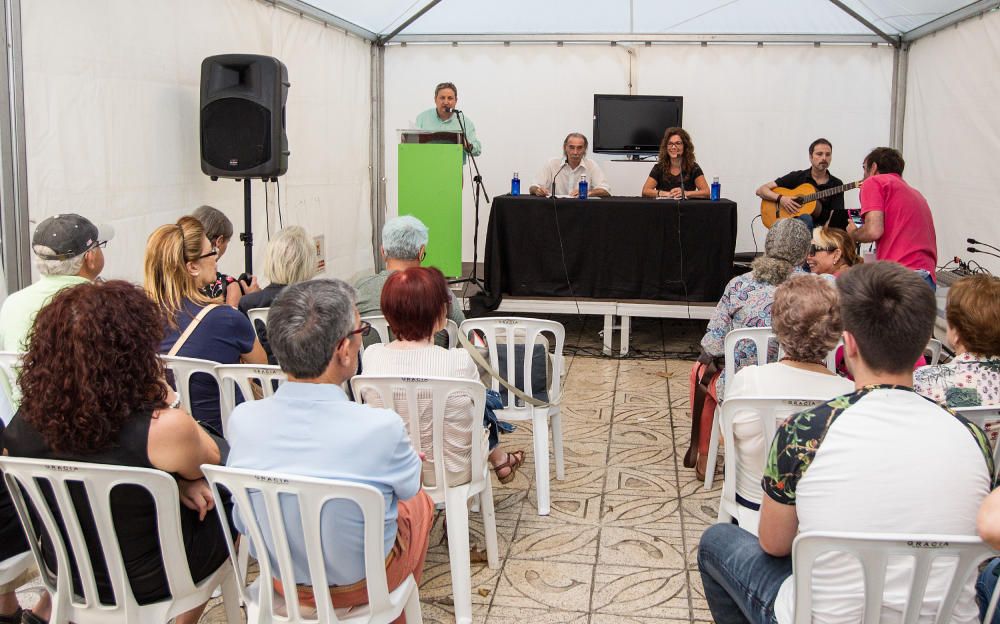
[799,181,860,204]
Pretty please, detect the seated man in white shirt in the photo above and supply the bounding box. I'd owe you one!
[529,133,610,198]
[698,261,994,624]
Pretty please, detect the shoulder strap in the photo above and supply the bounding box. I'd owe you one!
[167,304,219,357]
[456,329,550,408]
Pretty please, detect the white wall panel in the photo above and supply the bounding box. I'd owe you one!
[21,0,373,285]
[384,42,892,260]
[904,10,1000,274]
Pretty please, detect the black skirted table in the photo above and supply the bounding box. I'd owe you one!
[481,195,737,309]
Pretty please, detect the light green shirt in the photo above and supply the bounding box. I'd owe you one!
[414,108,482,160]
[0,274,89,352]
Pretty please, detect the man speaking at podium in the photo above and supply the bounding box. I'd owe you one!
[415,82,482,161]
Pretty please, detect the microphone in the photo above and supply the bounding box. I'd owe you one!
[968,246,1000,260]
[968,238,1000,254]
[444,107,462,114]
[550,159,568,198]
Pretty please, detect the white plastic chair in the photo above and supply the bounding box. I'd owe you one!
[160,354,221,419]
[704,328,840,489]
[716,397,825,535]
[247,308,269,333]
[925,338,943,366]
[954,405,1000,465]
[351,375,498,624]
[214,363,288,433]
[201,464,423,624]
[792,531,997,624]
[459,317,565,516]
[0,551,35,592]
[0,456,240,624]
[0,350,24,408]
[359,315,460,350]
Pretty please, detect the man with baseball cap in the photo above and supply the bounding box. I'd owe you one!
[0,213,113,352]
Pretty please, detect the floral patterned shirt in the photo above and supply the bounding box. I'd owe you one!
[700,268,812,399]
[913,352,1000,407]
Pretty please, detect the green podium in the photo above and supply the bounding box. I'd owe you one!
[397,131,464,277]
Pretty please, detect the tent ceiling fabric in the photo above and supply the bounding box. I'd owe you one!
[302,0,992,38]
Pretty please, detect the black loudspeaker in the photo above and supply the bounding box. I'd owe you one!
[200,54,289,178]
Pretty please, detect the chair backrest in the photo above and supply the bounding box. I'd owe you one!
[0,350,24,407]
[723,327,840,380]
[925,338,943,366]
[792,531,995,624]
[0,456,208,622]
[359,315,392,356]
[458,317,564,413]
[954,405,1000,465]
[247,308,269,332]
[160,354,221,418]
[718,397,826,511]
[214,364,288,434]
[444,319,460,349]
[201,464,394,623]
[350,375,488,494]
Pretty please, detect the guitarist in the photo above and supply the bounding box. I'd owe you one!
[755,138,848,230]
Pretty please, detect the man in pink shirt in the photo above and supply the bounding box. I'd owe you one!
[848,147,938,289]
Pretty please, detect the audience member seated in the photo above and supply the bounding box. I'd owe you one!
[144,217,266,433]
[0,213,111,352]
[915,274,1000,407]
[191,205,259,307]
[806,226,861,277]
[976,487,1000,623]
[238,225,317,365]
[699,261,993,624]
[226,279,433,615]
[685,218,812,480]
[2,280,231,624]
[361,266,524,485]
[0,418,33,624]
[724,275,853,522]
[354,215,464,347]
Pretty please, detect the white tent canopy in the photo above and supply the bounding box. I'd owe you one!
[1,0,997,297]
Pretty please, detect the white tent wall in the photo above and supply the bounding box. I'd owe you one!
[383,42,893,261]
[20,0,373,286]
[903,9,1000,274]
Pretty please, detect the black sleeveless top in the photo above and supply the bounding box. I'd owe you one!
[0,420,29,560]
[3,408,229,604]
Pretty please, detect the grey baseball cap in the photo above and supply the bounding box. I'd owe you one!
[32,214,115,260]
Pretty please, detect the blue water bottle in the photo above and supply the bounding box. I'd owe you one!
[579,174,588,199]
[711,176,721,201]
[511,171,520,196]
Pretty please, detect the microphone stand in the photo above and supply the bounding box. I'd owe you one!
[968,239,1000,255]
[449,109,489,294]
[678,161,687,200]
[968,247,1000,261]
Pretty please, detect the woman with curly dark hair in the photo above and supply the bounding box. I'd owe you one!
[641,127,710,199]
[2,280,230,624]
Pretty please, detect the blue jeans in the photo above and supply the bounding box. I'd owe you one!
[915,268,937,292]
[977,558,1000,623]
[698,523,792,624]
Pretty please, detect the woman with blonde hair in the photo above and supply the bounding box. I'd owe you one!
[238,225,317,363]
[144,216,266,433]
[807,226,862,277]
[641,127,710,199]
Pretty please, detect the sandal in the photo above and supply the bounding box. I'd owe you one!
[492,450,525,484]
[0,607,21,624]
[21,609,47,624]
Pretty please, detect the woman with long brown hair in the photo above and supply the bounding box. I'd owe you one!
[641,127,710,199]
[3,280,230,624]
[144,216,266,433]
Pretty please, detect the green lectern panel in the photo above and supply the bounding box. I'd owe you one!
[398,143,463,277]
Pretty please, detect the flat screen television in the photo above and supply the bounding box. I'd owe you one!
[592,94,683,158]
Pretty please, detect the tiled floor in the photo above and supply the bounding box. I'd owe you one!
[15,315,721,623]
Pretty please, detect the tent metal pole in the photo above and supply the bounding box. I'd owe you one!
[377,0,443,45]
[889,43,909,150]
[370,43,386,271]
[904,0,1000,42]
[826,0,900,47]
[390,32,885,45]
[267,0,376,40]
[0,0,30,295]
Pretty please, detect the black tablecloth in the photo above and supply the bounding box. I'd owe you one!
[481,195,737,308]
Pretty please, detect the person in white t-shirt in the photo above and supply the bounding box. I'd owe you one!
[529,133,610,198]
[698,261,994,624]
[724,275,853,531]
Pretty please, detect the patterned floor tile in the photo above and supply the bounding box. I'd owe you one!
[487,605,591,623]
[598,526,687,568]
[612,404,671,424]
[510,517,600,564]
[492,559,594,611]
[607,443,676,472]
[601,495,681,527]
[591,565,690,619]
[610,422,674,447]
[560,402,615,423]
[605,466,678,498]
[521,490,604,524]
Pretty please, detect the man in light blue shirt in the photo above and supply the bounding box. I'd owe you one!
[414,81,482,160]
[226,278,432,600]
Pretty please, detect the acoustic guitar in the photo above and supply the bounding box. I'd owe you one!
[760,180,861,229]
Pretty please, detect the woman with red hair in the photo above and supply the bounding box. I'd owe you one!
[361,267,524,484]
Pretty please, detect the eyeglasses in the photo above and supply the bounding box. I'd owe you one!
[87,241,108,252]
[196,246,219,260]
[809,244,836,256]
[666,141,684,147]
[348,320,372,338]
